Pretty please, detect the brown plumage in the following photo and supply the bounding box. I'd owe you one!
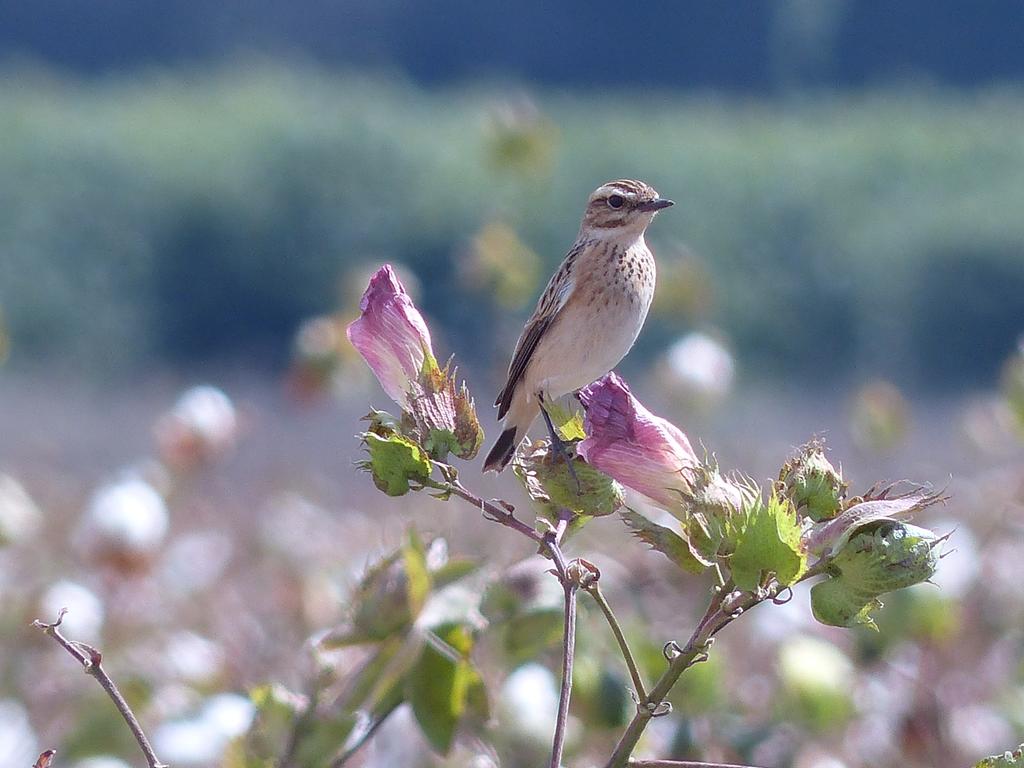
[483,179,673,472]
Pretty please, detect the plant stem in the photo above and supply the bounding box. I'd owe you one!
[33,610,167,768]
[546,531,578,768]
[440,477,544,543]
[586,583,647,700]
[604,583,763,768]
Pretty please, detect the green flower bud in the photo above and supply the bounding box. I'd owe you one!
[811,521,941,629]
[780,441,847,522]
[358,432,432,497]
[514,439,624,525]
[322,532,431,646]
[406,358,484,462]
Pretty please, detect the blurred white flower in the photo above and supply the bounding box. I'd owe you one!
[152,693,254,766]
[0,700,38,768]
[159,531,233,596]
[499,662,559,743]
[948,703,1015,758]
[792,750,847,768]
[40,580,104,644]
[164,631,225,684]
[779,635,853,693]
[78,478,168,570]
[663,331,734,401]
[155,385,238,470]
[0,474,41,546]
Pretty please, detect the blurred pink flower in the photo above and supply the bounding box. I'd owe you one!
[346,265,434,409]
[578,373,699,510]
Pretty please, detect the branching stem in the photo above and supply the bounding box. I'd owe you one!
[545,526,578,768]
[33,609,168,768]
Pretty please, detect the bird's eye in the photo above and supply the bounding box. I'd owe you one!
[607,194,625,209]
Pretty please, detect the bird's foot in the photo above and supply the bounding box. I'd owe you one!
[539,398,582,495]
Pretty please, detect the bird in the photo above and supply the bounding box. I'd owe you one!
[483,178,673,473]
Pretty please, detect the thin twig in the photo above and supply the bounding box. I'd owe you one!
[545,530,577,768]
[442,478,544,543]
[585,582,647,700]
[33,609,168,768]
[330,714,389,768]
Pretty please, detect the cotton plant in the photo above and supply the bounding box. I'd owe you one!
[225,263,960,768]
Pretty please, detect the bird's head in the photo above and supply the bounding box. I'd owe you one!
[580,179,673,236]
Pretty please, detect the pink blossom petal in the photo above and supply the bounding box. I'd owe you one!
[346,265,434,409]
[578,373,698,510]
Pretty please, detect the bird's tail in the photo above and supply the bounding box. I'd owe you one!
[483,396,538,473]
[482,426,519,472]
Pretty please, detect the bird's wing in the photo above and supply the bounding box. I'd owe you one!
[494,244,582,419]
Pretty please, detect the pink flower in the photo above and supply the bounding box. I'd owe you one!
[347,265,435,409]
[578,373,700,511]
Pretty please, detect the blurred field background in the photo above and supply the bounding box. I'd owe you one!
[2,3,1024,768]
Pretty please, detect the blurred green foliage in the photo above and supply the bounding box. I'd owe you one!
[3,61,1023,386]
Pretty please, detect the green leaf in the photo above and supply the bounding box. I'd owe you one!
[619,508,708,574]
[729,492,806,591]
[975,745,1024,767]
[243,684,303,762]
[293,717,358,768]
[360,432,431,496]
[403,528,432,619]
[430,557,480,589]
[543,400,587,442]
[408,625,476,754]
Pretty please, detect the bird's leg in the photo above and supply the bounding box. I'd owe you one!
[538,394,582,495]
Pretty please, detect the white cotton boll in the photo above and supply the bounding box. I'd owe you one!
[159,531,233,596]
[948,704,1015,758]
[0,700,38,768]
[201,694,256,738]
[664,331,735,401]
[155,386,238,470]
[172,387,237,447]
[40,580,104,644]
[778,635,853,693]
[152,694,255,766]
[164,631,225,684]
[0,474,42,545]
[78,478,169,570]
[499,663,560,743]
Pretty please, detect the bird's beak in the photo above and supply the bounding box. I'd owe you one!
[638,198,674,212]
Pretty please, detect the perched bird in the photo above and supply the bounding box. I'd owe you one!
[483,179,673,472]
